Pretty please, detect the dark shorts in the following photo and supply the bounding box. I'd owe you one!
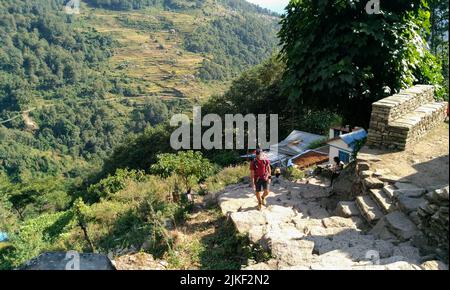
[255,179,269,192]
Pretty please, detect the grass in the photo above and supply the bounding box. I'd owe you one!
[164,205,270,270]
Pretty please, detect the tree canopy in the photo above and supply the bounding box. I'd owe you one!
[279,0,446,127]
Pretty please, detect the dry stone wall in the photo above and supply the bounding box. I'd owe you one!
[367,85,447,150]
[418,186,449,263]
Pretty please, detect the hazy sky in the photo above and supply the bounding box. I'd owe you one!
[246,0,290,14]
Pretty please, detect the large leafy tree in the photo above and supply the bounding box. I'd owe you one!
[428,0,449,97]
[279,0,445,127]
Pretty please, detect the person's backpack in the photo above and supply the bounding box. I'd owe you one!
[253,159,270,181]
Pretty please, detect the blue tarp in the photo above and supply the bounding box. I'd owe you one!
[340,129,367,150]
[0,232,8,242]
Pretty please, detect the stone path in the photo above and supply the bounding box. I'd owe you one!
[217,178,446,270]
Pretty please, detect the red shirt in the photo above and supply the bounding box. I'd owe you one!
[250,159,270,181]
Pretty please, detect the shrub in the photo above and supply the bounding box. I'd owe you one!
[203,164,248,193]
[283,167,305,181]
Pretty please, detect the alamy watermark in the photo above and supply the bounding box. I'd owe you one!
[363,0,381,14]
[64,0,80,15]
[170,106,278,151]
[65,251,80,270]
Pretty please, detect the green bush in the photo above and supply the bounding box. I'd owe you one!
[283,167,305,181]
[151,151,216,190]
[0,211,75,269]
[87,168,147,202]
[204,164,248,193]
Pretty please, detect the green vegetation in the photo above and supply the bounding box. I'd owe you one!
[279,0,447,127]
[283,166,305,181]
[203,56,343,137]
[151,151,217,190]
[1,0,448,270]
[185,13,278,80]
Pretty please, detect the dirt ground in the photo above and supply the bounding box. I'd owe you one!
[360,122,449,188]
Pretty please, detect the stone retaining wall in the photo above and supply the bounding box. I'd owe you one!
[366,85,447,150]
[418,186,449,263]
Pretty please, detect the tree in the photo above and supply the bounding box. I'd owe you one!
[72,198,95,253]
[150,151,215,193]
[279,0,445,127]
[428,0,449,99]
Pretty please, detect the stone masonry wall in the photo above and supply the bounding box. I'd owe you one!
[418,186,449,263]
[366,85,447,150]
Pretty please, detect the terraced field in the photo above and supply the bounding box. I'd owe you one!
[78,7,232,103]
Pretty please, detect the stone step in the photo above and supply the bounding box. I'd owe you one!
[369,189,395,213]
[383,185,397,199]
[355,195,384,224]
[384,211,419,241]
[363,177,384,190]
[397,195,427,214]
[334,201,360,218]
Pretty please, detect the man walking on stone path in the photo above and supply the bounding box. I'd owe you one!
[250,148,271,210]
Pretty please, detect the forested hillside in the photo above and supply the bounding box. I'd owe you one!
[0,0,278,181]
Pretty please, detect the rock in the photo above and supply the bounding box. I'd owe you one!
[373,240,395,258]
[262,223,305,251]
[384,211,419,241]
[409,211,421,225]
[322,216,361,229]
[230,211,266,233]
[369,218,398,241]
[356,195,384,223]
[397,196,426,214]
[334,201,360,218]
[394,182,424,191]
[248,226,266,244]
[357,162,370,172]
[263,205,296,223]
[114,252,167,270]
[305,203,330,219]
[278,265,310,270]
[363,177,384,189]
[393,243,422,263]
[394,188,426,198]
[308,250,356,270]
[21,252,115,270]
[243,260,278,270]
[292,217,323,232]
[420,260,449,270]
[332,162,358,197]
[360,170,373,178]
[361,261,422,270]
[271,239,315,266]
